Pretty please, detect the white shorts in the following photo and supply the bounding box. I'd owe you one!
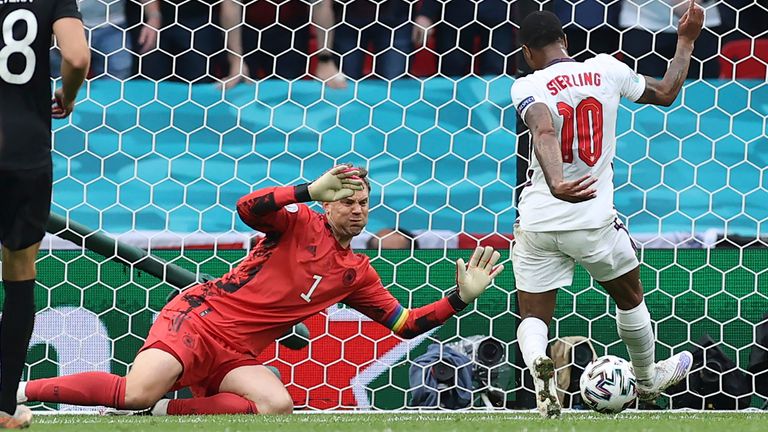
[512,218,640,293]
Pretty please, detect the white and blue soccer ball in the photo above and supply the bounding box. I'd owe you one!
[579,355,637,414]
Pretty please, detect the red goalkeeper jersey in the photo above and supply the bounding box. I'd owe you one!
[163,184,467,356]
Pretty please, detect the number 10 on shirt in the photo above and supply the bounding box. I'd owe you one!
[557,97,604,166]
[301,275,323,303]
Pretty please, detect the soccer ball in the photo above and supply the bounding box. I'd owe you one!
[579,355,637,414]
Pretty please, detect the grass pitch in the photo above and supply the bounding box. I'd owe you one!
[28,412,767,432]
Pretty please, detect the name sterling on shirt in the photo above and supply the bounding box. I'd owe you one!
[547,72,601,96]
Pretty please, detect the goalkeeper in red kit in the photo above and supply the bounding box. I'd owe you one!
[17,165,504,415]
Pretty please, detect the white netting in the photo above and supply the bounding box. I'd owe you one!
[29,0,768,411]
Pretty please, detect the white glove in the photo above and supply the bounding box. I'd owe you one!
[456,246,504,303]
[308,165,364,202]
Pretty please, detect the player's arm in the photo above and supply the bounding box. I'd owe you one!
[52,18,90,119]
[636,0,704,107]
[311,0,335,54]
[236,185,312,233]
[412,0,438,48]
[137,0,161,54]
[344,247,503,339]
[220,0,249,88]
[524,104,597,203]
[311,0,346,89]
[237,165,363,232]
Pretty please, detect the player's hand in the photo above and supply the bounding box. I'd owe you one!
[456,246,504,303]
[412,15,434,48]
[550,175,598,203]
[52,88,75,119]
[677,0,704,43]
[308,164,364,202]
[314,60,347,89]
[220,58,252,90]
[138,24,159,54]
[138,9,161,54]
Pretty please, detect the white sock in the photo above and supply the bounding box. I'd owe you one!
[17,382,27,404]
[617,301,655,383]
[151,399,170,416]
[517,317,549,371]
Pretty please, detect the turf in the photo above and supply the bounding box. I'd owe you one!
[27,412,767,432]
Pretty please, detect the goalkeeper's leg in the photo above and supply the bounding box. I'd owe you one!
[145,365,292,415]
[20,348,181,410]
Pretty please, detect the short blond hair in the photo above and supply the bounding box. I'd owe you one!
[356,166,371,192]
[343,163,370,192]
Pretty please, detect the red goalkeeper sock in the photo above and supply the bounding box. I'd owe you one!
[25,372,126,408]
[165,393,258,415]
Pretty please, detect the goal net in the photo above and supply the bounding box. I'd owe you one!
[25,0,768,411]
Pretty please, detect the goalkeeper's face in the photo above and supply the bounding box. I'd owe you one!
[323,188,370,238]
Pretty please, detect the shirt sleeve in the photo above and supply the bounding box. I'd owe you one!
[343,266,468,339]
[53,0,82,22]
[511,77,550,126]
[599,54,647,102]
[236,184,313,234]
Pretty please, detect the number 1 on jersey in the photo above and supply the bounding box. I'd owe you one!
[301,274,322,303]
[557,97,604,166]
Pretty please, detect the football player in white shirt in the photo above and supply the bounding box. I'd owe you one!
[510,0,704,418]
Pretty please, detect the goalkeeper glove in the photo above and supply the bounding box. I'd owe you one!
[456,246,504,303]
[308,164,364,202]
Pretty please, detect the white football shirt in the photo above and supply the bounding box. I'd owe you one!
[511,54,646,232]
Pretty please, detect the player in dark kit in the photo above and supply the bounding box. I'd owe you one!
[0,0,89,427]
[17,165,505,416]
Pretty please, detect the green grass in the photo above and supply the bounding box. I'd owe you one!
[27,412,767,432]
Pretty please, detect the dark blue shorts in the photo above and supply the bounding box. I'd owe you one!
[0,164,52,251]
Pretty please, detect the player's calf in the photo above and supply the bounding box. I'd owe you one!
[251,391,293,415]
[106,392,293,416]
[104,365,293,416]
[122,348,183,409]
[218,365,293,414]
[122,389,163,411]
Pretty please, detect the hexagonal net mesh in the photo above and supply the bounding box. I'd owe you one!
[24,0,768,412]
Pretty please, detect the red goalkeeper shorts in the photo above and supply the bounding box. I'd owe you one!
[139,309,261,397]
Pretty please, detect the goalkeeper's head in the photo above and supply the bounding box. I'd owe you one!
[519,10,568,71]
[322,165,370,241]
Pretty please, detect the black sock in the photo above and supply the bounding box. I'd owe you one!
[0,280,35,414]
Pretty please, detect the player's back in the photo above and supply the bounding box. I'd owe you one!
[165,203,378,356]
[512,53,646,232]
[0,0,79,169]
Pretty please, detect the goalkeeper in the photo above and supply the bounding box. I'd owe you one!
[18,165,504,415]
